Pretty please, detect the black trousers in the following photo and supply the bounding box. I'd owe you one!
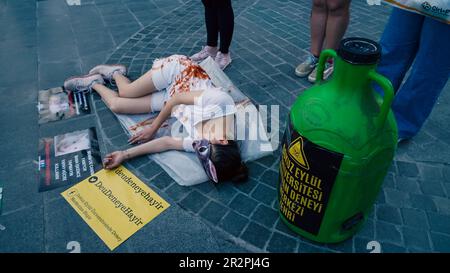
[202,0,234,54]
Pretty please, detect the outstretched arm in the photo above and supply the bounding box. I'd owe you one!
[128,91,202,144]
[103,136,184,169]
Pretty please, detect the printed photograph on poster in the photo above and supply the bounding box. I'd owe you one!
[38,128,102,192]
[38,87,90,124]
[54,129,91,157]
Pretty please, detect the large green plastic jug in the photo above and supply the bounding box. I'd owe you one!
[278,38,398,243]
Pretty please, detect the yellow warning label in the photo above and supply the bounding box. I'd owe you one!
[288,136,310,170]
[62,166,170,250]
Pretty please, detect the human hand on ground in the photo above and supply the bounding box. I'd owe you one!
[128,126,155,144]
[103,151,125,169]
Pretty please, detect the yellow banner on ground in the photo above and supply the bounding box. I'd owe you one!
[62,166,170,250]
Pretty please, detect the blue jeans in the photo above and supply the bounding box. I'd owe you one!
[376,8,450,139]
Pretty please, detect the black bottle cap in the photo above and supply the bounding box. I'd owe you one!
[337,37,381,65]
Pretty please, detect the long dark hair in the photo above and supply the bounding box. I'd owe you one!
[210,140,248,183]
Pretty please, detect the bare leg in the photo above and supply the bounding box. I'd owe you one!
[310,0,328,57]
[113,69,158,98]
[324,0,350,50]
[92,83,152,114]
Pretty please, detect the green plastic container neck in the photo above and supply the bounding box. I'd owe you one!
[330,57,377,92]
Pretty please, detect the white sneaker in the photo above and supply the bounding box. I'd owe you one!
[64,74,104,93]
[295,53,318,77]
[215,51,232,70]
[190,46,218,62]
[308,62,334,83]
[89,64,127,82]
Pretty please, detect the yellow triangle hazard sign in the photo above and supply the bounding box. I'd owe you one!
[288,136,310,170]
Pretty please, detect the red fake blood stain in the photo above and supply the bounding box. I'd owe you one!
[162,56,210,97]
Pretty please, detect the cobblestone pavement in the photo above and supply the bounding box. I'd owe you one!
[0,0,449,253]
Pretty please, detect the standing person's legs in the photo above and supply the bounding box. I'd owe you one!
[202,0,219,48]
[377,8,424,92]
[191,0,219,62]
[214,0,234,69]
[216,0,234,54]
[310,0,328,57]
[323,0,350,50]
[391,16,450,139]
[295,0,327,77]
[305,0,350,82]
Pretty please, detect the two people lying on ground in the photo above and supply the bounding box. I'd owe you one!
[64,54,248,183]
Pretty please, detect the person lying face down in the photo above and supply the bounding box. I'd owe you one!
[63,55,248,183]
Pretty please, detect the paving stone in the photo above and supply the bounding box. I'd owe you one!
[354,236,373,253]
[430,232,450,252]
[401,208,429,230]
[251,183,277,206]
[443,166,450,182]
[255,154,279,168]
[240,222,271,249]
[395,176,420,194]
[110,133,129,148]
[97,108,118,127]
[274,218,300,239]
[409,193,438,212]
[358,218,375,239]
[234,177,259,194]
[376,204,402,225]
[251,204,279,228]
[0,206,44,253]
[383,188,411,208]
[382,172,396,189]
[267,232,298,253]
[420,180,446,197]
[376,189,386,204]
[432,196,450,215]
[443,183,450,198]
[207,183,239,205]
[396,161,419,177]
[419,164,444,181]
[379,242,407,253]
[229,193,258,217]
[0,164,43,214]
[218,211,249,237]
[402,227,431,251]
[103,123,125,139]
[375,221,402,245]
[150,171,175,191]
[297,242,331,253]
[191,182,216,195]
[199,201,228,225]
[164,183,192,202]
[179,190,209,214]
[428,212,450,235]
[259,169,279,189]
[138,160,164,180]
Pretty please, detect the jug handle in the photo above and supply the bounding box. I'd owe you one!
[368,70,394,129]
[316,49,337,84]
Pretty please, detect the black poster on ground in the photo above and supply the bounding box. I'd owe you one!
[38,87,91,124]
[38,128,102,192]
[279,121,344,235]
